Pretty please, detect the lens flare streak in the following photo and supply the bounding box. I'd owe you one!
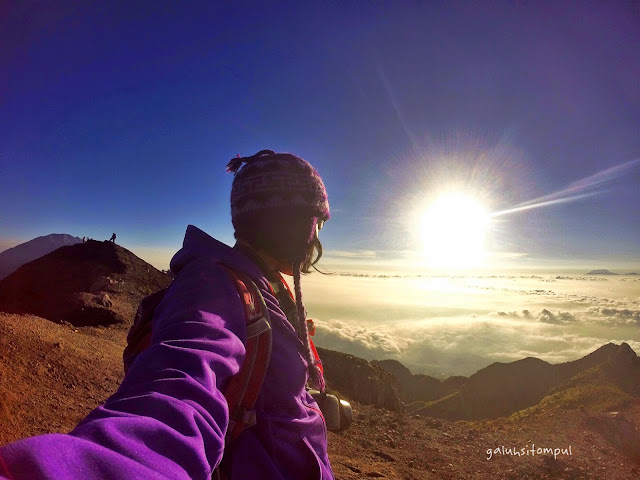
[490,158,639,218]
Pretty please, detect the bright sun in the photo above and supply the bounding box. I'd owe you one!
[417,192,489,269]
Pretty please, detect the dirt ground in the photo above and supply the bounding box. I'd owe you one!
[1,313,638,479]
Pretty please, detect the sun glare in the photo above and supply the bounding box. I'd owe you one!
[417,193,489,269]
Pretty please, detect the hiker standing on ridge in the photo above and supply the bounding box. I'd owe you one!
[0,150,334,479]
[108,233,116,243]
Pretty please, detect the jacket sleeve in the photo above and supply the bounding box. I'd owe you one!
[0,258,247,480]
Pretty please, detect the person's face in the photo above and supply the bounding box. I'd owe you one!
[277,220,321,276]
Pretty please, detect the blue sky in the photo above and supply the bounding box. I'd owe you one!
[1,1,638,272]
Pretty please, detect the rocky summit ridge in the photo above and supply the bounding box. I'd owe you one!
[0,240,170,326]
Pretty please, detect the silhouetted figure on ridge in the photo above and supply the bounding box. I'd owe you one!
[108,233,116,243]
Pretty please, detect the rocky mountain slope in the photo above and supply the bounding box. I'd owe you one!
[0,313,126,444]
[0,240,171,326]
[1,312,638,479]
[0,233,81,280]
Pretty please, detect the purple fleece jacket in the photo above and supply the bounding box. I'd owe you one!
[0,225,333,479]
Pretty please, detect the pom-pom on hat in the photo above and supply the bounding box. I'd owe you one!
[227,150,330,224]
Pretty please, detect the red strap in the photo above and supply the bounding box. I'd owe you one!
[277,273,295,300]
[309,337,323,375]
[220,267,272,443]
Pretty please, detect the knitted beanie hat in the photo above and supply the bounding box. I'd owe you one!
[227,150,330,223]
[227,149,329,391]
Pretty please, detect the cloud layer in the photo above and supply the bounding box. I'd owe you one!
[302,273,640,377]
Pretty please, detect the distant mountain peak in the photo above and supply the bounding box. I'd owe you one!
[371,359,413,381]
[586,269,618,275]
[585,342,634,360]
[0,233,82,280]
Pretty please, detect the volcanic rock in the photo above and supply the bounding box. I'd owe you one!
[0,240,171,327]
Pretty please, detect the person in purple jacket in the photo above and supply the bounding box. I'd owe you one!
[0,150,334,479]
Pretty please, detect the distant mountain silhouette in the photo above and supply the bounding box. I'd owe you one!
[0,234,82,280]
[412,342,639,420]
[586,269,618,275]
[0,240,171,326]
[513,343,640,420]
[372,359,466,403]
[317,348,403,412]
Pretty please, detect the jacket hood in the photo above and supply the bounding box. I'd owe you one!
[170,225,263,280]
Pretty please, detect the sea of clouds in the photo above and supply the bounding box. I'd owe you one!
[302,272,640,378]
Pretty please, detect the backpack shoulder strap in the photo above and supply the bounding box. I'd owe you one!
[219,265,272,443]
[122,264,273,451]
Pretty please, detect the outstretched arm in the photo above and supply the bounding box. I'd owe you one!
[0,258,246,480]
